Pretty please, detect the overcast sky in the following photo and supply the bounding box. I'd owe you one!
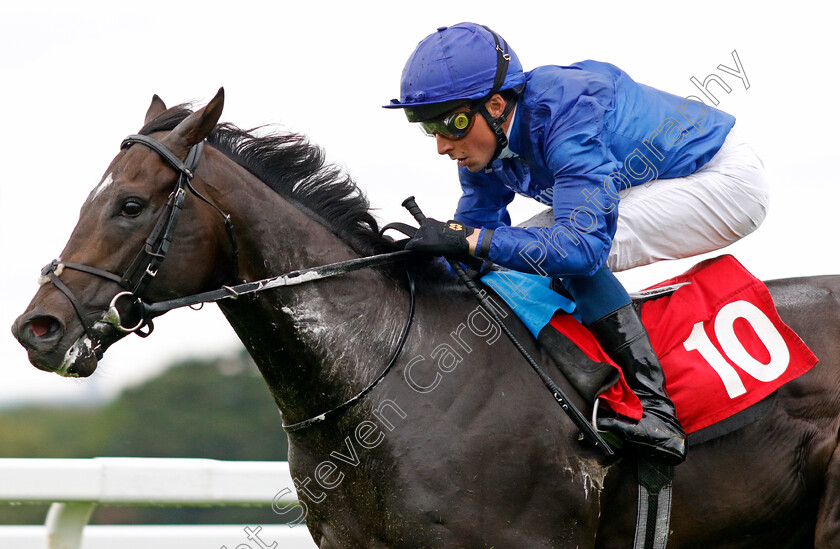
[1,1,837,406]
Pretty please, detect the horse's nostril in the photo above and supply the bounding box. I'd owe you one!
[28,316,60,339]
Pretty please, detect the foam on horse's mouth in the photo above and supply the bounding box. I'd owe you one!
[57,336,98,378]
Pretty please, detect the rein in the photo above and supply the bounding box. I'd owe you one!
[139,250,415,319]
[282,271,416,432]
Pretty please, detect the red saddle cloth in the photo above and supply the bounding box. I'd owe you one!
[548,255,819,434]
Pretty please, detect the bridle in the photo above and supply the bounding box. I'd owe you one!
[39,132,417,432]
[40,133,238,351]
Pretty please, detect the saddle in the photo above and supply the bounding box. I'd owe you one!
[482,255,819,445]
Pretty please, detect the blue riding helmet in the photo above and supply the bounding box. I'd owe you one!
[385,23,526,166]
[384,22,526,114]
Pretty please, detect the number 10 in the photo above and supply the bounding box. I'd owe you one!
[682,300,790,398]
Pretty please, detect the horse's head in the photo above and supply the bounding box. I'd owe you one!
[12,89,236,377]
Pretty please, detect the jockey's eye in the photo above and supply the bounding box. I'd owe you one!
[121,199,144,217]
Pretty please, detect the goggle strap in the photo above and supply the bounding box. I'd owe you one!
[481,25,510,100]
[477,26,515,167]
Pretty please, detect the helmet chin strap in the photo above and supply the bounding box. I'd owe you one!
[479,98,517,169]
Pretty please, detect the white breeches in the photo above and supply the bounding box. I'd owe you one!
[606,124,769,272]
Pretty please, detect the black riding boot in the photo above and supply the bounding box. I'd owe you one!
[588,303,687,464]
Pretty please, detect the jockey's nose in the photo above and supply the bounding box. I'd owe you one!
[436,134,454,156]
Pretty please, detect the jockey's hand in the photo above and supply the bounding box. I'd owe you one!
[405,218,474,257]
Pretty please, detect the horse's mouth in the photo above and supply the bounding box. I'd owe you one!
[13,312,120,378]
[18,332,101,378]
[55,335,100,378]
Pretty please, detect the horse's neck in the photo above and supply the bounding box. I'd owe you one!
[209,162,406,424]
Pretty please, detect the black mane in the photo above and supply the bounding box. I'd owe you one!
[139,104,398,256]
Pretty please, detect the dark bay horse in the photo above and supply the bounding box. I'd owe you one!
[12,89,840,548]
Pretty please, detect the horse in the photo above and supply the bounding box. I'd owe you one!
[11,89,840,548]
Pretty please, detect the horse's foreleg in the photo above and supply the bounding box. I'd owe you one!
[816,440,840,548]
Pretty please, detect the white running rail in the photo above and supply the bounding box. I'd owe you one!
[0,458,316,549]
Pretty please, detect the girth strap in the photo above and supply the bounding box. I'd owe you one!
[634,458,674,549]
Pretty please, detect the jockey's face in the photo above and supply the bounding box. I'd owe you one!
[435,94,509,172]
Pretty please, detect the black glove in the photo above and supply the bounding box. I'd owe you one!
[405,218,474,257]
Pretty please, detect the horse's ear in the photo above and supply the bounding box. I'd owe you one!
[162,88,225,158]
[145,94,167,124]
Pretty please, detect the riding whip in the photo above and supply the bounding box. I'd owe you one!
[401,196,614,457]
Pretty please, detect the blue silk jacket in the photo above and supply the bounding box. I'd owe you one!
[455,60,735,278]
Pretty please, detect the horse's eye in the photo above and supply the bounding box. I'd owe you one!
[121,199,144,217]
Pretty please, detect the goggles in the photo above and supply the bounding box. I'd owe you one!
[417,108,476,140]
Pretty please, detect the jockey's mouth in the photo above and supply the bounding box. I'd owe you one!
[454,156,468,168]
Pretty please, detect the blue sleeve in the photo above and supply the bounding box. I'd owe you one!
[484,92,622,278]
[453,166,515,228]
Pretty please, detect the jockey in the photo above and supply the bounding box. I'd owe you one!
[384,22,769,465]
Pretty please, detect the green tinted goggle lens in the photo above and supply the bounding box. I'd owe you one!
[418,111,475,139]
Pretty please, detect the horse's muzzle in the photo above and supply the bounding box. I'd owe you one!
[12,312,66,370]
[11,311,107,377]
